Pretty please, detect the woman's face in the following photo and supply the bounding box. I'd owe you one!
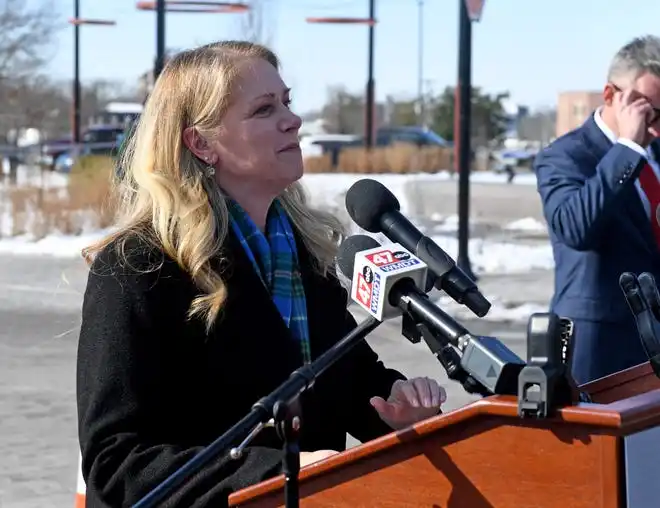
[188,57,304,197]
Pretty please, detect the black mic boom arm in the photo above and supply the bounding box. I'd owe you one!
[394,278,525,396]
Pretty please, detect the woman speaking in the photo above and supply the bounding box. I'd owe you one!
[76,40,446,507]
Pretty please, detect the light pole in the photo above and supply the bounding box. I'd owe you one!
[68,3,116,146]
[156,0,166,79]
[455,0,486,281]
[307,6,377,149]
[366,0,375,149]
[136,1,250,84]
[417,0,425,127]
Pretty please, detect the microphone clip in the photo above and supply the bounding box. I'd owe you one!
[230,397,304,508]
[517,313,576,419]
[401,311,490,397]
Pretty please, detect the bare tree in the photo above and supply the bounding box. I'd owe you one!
[0,74,69,140]
[0,0,61,80]
[321,86,365,135]
[518,109,557,144]
[0,75,143,141]
[240,0,276,47]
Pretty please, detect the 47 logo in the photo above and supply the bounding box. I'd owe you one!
[366,249,410,266]
[355,266,374,308]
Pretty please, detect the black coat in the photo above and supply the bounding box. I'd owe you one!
[76,229,406,507]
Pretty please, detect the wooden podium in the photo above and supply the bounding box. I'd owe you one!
[228,363,660,508]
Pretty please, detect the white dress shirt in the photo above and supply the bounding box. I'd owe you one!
[593,107,660,218]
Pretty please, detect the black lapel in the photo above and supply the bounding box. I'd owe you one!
[215,221,344,367]
[218,228,304,366]
[292,230,347,361]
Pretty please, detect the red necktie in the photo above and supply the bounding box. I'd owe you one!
[638,163,660,247]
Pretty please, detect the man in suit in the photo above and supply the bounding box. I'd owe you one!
[534,35,660,385]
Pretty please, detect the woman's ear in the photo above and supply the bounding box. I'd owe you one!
[182,126,216,163]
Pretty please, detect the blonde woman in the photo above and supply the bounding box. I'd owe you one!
[76,40,446,507]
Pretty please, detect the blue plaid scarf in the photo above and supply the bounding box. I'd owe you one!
[228,199,312,365]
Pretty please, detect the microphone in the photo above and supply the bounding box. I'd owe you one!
[337,235,525,395]
[337,234,428,321]
[635,272,660,321]
[619,272,660,378]
[344,178,491,317]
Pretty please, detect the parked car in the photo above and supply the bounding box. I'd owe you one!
[53,152,75,173]
[300,134,360,166]
[40,125,125,169]
[340,126,452,151]
[370,126,451,148]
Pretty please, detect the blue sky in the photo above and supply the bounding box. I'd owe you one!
[46,0,660,115]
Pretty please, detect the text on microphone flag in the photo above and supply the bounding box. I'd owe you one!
[350,243,428,322]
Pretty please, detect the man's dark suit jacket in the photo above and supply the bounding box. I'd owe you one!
[76,230,405,507]
[534,114,660,385]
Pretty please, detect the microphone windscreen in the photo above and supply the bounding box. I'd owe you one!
[345,179,400,232]
[638,272,660,310]
[619,272,637,293]
[336,234,380,280]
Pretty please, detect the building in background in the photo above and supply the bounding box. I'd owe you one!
[89,102,143,128]
[556,91,602,137]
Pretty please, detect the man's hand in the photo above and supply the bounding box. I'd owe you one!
[614,88,654,145]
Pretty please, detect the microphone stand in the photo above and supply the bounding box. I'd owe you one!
[132,316,382,508]
[274,400,301,507]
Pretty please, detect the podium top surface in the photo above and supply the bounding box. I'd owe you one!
[228,388,660,506]
[579,361,660,403]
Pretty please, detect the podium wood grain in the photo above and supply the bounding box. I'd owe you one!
[228,393,660,508]
[579,361,660,404]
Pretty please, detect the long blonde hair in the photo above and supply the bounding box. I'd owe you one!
[83,40,346,331]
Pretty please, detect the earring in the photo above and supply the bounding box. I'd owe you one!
[204,159,216,178]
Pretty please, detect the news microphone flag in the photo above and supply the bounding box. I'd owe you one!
[350,243,428,322]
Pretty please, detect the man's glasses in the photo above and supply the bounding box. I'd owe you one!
[610,83,660,124]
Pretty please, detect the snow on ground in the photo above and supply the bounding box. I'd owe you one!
[504,217,547,232]
[0,228,115,257]
[435,295,548,323]
[0,170,551,321]
[0,167,68,190]
[0,221,553,274]
[430,235,553,274]
[0,171,552,272]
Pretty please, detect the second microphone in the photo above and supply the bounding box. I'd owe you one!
[345,178,491,317]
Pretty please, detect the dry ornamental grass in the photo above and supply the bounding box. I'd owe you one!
[303,143,454,174]
[2,146,456,239]
[1,156,116,240]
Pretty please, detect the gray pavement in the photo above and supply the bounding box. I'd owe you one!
[0,251,553,508]
[404,177,545,224]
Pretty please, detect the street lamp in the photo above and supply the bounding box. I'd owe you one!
[307,0,377,150]
[455,0,485,281]
[416,0,425,127]
[136,1,249,82]
[69,1,116,147]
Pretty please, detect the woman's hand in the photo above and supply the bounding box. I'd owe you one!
[370,377,446,430]
[300,450,339,467]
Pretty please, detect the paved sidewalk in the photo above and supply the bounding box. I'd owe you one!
[475,270,553,306]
